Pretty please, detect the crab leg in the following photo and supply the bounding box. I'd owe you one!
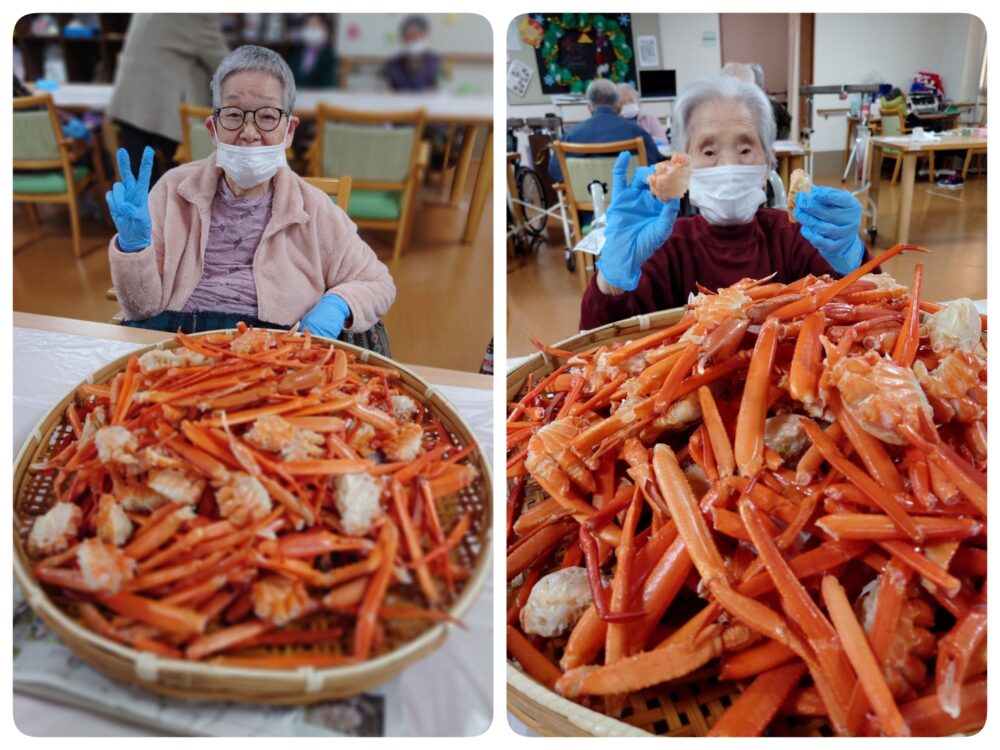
[821,575,909,736]
[815,514,982,541]
[935,592,987,718]
[507,625,562,690]
[891,263,924,367]
[801,420,922,541]
[697,386,735,478]
[708,661,808,737]
[719,638,797,681]
[353,521,399,660]
[734,319,779,477]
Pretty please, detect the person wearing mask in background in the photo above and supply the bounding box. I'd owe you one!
[617,83,668,144]
[383,15,442,92]
[290,14,337,88]
[581,75,867,330]
[548,79,665,184]
[109,14,230,186]
[106,45,395,353]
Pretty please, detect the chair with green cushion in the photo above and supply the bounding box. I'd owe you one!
[177,103,215,164]
[552,136,648,290]
[311,104,426,267]
[13,93,108,258]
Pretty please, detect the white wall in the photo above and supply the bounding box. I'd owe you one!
[336,13,492,94]
[810,13,986,152]
[657,14,722,93]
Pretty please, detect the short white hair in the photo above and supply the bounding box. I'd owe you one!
[616,83,638,105]
[211,45,297,114]
[673,75,776,162]
[587,79,620,109]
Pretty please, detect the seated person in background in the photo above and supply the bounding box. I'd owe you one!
[106,45,395,354]
[617,83,668,144]
[548,79,665,184]
[722,62,792,141]
[382,15,442,92]
[581,75,867,330]
[290,14,338,88]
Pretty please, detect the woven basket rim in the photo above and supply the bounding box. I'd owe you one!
[14,329,491,691]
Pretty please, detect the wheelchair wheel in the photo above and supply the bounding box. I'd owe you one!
[517,167,549,238]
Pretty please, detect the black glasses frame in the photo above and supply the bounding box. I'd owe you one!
[213,106,288,132]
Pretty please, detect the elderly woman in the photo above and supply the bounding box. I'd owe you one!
[616,83,668,144]
[106,45,394,352]
[582,75,865,329]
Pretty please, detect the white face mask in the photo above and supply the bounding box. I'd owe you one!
[620,103,640,120]
[301,27,328,47]
[404,40,429,56]
[215,126,288,190]
[688,164,769,226]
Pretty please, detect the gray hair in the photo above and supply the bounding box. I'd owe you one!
[749,63,765,89]
[616,82,638,105]
[211,45,297,114]
[673,75,776,162]
[587,78,620,110]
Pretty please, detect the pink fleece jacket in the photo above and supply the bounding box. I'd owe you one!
[108,155,395,332]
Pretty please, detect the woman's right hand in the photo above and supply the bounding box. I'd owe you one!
[595,151,680,292]
[106,147,154,252]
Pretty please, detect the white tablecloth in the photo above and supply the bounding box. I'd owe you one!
[12,327,492,737]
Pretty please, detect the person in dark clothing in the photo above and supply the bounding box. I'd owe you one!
[382,15,441,92]
[582,75,868,330]
[290,14,338,88]
[548,78,664,184]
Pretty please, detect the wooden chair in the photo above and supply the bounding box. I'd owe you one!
[13,93,108,258]
[175,103,215,164]
[552,136,648,289]
[310,104,426,267]
[877,106,935,184]
[303,175,352,213]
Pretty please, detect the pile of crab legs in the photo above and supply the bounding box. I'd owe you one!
[506,243,986,736]
[25,325,479,666]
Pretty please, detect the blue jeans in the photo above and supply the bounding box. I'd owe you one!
[122,310,287,334]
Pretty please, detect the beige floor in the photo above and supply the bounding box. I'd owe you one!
[13,168,492,373]
[507,161,987,358]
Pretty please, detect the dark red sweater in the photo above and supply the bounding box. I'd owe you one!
[580,208,840,330]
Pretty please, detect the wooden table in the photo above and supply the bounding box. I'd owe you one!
[45,84,493,245]
[842,111,962,175]
[773,140,808,188]
[12,312,491,391]
[868,133,988,244]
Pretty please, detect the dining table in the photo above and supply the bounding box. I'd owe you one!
[44,83,493,244]
[868,132,988,245]
[11,312,493,737]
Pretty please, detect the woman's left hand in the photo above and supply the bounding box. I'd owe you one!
[793,186,864,275]
[300,294,351,339]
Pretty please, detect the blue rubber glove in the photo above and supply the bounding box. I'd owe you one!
[106,147,154,252]
[596,151,680,291]
[793,186,865,275]
[62,117,91,142]
[300,294,351,340]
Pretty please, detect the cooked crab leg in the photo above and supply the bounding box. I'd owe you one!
[821,575,909,736]
[353,521,399,660]
[708,661,808,737]
[734,319,779,477]
[935,591,987,718]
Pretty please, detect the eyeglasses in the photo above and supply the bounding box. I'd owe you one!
[214,106,287,132]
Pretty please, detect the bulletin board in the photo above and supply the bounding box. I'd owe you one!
[519,13,637,94]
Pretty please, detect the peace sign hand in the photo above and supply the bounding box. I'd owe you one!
[106,146,154,252]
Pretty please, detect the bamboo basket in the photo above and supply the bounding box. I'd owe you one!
[506,309,828,737]
[14,331,492,705]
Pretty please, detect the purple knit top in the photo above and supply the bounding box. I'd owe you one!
[182,177,272,316]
